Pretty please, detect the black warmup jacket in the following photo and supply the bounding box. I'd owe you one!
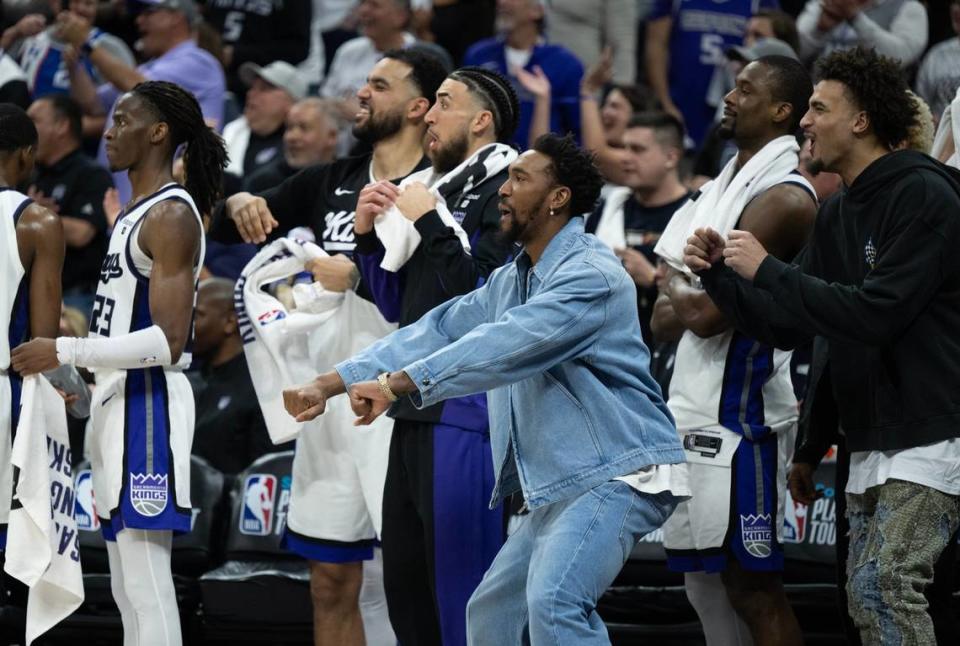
[701,151,960,453]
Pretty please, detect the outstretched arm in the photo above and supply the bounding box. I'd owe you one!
[283,277,494,421]
[345,262,614,425]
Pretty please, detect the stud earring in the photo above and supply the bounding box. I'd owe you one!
[549,208,555,217]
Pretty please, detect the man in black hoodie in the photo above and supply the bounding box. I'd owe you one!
[685,47,960,646]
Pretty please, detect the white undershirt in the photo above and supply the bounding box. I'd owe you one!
[505,46,532,71]
[846,438,960,496]
[615,462,691,498]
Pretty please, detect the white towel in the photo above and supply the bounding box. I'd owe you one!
[932,87,960,169]
[593,186,632,250]
[236,238,396,443]
[4,375,84,646]
[654,135,802,274]
[374,142,518,271]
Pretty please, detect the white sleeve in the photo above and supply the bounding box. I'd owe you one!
[850,2,928,66]
[56,325,172,370]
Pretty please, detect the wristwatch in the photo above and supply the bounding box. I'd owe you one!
[377,372,399,403]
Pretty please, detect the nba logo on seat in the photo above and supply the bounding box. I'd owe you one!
[74,470,100,531]
[130,473,169,517]
[240,474,276,536]
[782,492,807,544]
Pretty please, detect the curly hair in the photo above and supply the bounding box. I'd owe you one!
[448,67,521,143]
[815,47,915,150]
[903,90,934,154]
[532,133,603,216]
[132,81,228,216]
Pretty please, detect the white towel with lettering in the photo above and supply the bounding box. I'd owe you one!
[654,135,801,275]
[237,237,396,443]
[374,142,517,270]
[4,375,84,646]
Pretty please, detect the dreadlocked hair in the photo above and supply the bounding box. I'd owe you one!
[131,81,227,215]
[448,67,520,143]
[0,103,37,153]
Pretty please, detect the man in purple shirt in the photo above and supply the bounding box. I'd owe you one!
[59,0,225,205]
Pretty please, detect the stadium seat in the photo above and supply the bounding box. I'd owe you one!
[199,450,313,644]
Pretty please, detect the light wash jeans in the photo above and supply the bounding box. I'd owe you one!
[466,480,678,645]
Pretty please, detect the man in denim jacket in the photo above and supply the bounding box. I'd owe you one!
[284,134,688,644]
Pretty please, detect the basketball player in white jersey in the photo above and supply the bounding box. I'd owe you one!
[13,81,227,646]
[650,57,816,646]
[0,103,65,550]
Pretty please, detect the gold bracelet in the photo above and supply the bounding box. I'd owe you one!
[377,372,399,402]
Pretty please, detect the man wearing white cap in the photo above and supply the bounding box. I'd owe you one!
[222,61,308,193]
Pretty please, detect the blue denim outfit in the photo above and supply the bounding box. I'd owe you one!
[336,216,685,642]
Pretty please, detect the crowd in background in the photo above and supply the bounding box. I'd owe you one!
[0,0,957,644]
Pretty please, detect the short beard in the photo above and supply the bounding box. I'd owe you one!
[804,157,825,177]
[352,109,404,144]
[430,131,470,174]
[717,122,735,140]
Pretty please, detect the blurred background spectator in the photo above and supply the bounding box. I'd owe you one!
[796,0,928,67]
[545,0,636,85]
[464,0,582,149]
[421,0,495,67]
[222,61,307,195]
[15,0,134,100]
[587,111,689,344]
[645,0,779,148]
[916,0,960,123]
[243,97,341,194]
[60,0,225,204]
[26,92,111,315]
[203,0,311,100]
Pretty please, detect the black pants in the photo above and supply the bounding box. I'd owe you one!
[834,445,959,645]
[381,419,503,646]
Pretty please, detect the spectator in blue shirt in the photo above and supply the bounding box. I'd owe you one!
[645,0,779,148]
[464,0,583,150]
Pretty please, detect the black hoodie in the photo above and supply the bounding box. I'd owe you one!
[701,150,960,453]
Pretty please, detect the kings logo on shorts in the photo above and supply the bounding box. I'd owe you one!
[240,474,276,536]
[74,470,100,531]
[129,473,169,517]
[740,513,773,558]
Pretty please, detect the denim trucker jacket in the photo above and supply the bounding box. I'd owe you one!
[336,217,685,510]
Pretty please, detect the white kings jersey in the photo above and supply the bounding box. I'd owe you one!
[0,189,31,372]
[0,189,33,535]
[667,177,815,464]
[668,329,798,454]
[89,184,205,370]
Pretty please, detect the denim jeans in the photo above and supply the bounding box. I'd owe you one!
[847,479,960,646]
[466,480,678,645]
